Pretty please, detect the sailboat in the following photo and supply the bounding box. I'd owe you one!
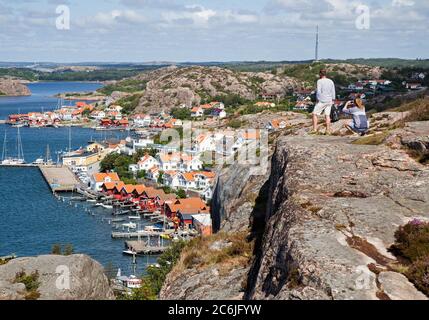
[1,128,26,165]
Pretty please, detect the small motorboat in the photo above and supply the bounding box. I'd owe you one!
[122,222,137,229]
[128,215,141,220]
[87,199,97,203]
[160,234,170,240]
[122,249,137,256]
[102,204,113,209]
[33,158,45,165]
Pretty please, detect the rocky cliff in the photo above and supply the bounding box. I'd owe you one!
[161,116,429,300]
[0,254,114,300]
[246,134,429,300]
[0,78,31,96]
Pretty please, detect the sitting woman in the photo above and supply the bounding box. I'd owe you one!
[342,98,369,136]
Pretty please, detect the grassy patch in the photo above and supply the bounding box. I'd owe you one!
[390,220,429,297]
[352,131,390,145]
[393,97,429,122]
[14,270,41,300]
[116,93,143,114]
[175,232,253,274]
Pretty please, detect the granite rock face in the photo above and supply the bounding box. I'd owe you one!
[246,135,429,300]
[0,254,114,300]
[0,78,31,96]
[160,115,429,300]
[131,66,302,113]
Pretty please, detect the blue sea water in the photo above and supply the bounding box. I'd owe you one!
[0,82,157,276]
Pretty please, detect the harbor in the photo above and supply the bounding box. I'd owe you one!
[0,82,155,276]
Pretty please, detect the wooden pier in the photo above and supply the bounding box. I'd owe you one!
[39,165,80,192]
[125,241,168,255]
[112,229,173,239]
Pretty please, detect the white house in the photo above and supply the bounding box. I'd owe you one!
[138,155,159,171]
[90,110,106,120]
[163,171,181,189]
[89,172,120,191]
[157,152,203,172]
[193,171,216,189]
[194,134,216,153]
[201,185,214,200]
[177,172,197,190]
[146,167,160,182]
[191,107,204,118]
[133,114,152,127]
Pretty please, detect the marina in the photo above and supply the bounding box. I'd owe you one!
[0,82,154,275]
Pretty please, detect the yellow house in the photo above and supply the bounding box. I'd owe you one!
[62,152,103,167]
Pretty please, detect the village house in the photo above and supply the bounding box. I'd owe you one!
[211,108,227,119]
[137,154,159,171]
[62,151,102,170]
[163,171,181,189]
[157,152,203,172]
[90,172,121,191]
[132,114,152,127]
[165,197,210,228]
[191,106,204,118]
[347,82,364,91]
[90,110,106,121]
[191,214,212,236]
[146,167,160,182]
[193,133,215,153]
[406,82,423,90]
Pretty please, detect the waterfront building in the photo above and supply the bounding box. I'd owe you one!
[90,172,121,191]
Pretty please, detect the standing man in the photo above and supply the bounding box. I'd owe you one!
[312,69,336,134]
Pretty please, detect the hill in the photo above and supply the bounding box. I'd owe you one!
[104,66,304,114]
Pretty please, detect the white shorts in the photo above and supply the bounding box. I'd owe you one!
[313,102,332,117]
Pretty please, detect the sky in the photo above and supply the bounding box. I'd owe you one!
[0,0,428,62]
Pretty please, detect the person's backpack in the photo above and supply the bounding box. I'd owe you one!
[330,105,341,123]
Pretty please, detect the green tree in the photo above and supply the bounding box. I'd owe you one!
[137,170,147,179]
[171,107,192,120]
[175,189,187,199]
[51,244,61,255]
[63,244,74,256]
[157,171,164,185]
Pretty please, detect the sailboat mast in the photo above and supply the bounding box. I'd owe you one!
[17,127,24,161]
[2,131,7,161]
[68,126,72,153]
[46,144,51,163]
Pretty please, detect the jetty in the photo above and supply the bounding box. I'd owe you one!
[112,230,173,239]
[39,165,80,192]
[125,240,168,255]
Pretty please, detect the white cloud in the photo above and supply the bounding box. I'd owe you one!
[90,9,146,27]
[392,0,415,7]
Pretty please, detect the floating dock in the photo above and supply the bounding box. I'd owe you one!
[39,165,80,192]
[125,240,168,255]
[112,230,173,239]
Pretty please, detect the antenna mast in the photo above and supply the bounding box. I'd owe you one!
[315,25,319,62]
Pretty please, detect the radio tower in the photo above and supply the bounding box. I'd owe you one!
[314,25,319,62]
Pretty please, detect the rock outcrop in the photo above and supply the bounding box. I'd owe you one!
[246,135,429,300]
[0,254,114,300]
[125,66,302,113]
[160,113,429,300]
[0,78,31,96]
